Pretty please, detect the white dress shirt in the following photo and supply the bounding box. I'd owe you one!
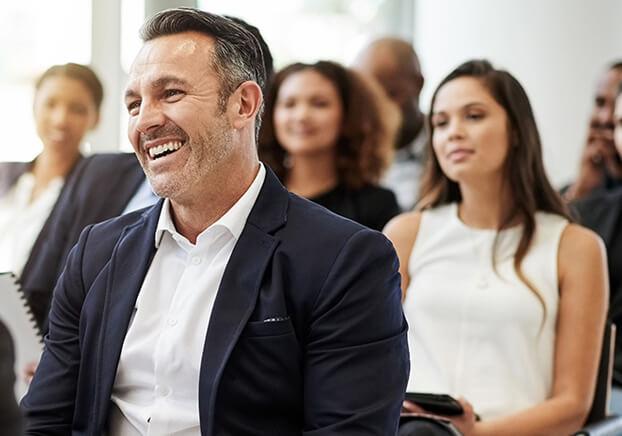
[0,172,63,275]
[381,127,427,211]
[109,164,265,435]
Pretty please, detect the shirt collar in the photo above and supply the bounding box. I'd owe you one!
[154,163,266,248]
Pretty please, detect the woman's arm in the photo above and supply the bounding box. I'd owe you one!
[382,211,421,300]
[463,223,609,436]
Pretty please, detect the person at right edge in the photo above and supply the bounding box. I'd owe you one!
[563,61,622,201]
[573,79,622,414]
[385,60,607,435]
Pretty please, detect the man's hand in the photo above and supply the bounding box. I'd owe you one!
[23,361,38,384]
[567,128,619,200]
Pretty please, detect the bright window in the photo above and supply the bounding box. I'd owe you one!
[197,0,398,69]
[0,1,92,162]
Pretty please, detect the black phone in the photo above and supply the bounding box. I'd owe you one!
[404,392,464,416]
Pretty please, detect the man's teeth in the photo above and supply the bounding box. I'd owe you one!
[148,141,183,159]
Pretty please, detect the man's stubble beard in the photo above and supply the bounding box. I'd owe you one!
[147,117,235,201]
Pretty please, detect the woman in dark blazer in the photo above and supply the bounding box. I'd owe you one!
[0,64,102,330]
[259,61,401,231]
[0,63,102,275]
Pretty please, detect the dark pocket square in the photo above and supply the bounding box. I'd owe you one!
[241,317,293,337]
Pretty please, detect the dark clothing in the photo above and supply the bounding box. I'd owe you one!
[0,161,33,197]
[18,153,144,332]
[310,183,401,231]
[573,187,622,386]
[21,168,409,435]
[399,417,461,436]
[0,321,22,435]
[0,157,83,328]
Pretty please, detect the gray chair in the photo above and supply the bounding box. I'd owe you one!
[574,324,622,435]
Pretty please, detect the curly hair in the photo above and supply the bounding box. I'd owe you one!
[258,61,399,189]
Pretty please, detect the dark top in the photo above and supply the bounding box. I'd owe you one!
[0,321,22,435]
[573,187,622,386]
[310,183,400,231]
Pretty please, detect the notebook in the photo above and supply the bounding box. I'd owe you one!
[0,272,44,398]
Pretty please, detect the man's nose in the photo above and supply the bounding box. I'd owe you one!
[135,101,166,134]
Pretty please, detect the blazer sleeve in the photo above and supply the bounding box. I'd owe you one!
[20,225,94,435]
[302,228,409,435]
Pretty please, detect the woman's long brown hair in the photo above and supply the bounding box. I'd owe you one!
[418,60,572,324]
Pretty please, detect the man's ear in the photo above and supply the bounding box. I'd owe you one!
[229,81,263,130]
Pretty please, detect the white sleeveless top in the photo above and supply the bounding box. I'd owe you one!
[404,203,568,419]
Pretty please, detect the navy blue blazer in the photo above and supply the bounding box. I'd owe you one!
[21,168,409,435]
[19,153,145,330]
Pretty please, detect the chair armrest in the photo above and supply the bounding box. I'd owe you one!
[574,415,622,436]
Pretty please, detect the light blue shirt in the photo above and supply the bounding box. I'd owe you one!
[122,179,159,214]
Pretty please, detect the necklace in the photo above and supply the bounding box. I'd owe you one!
[468,228,493,290]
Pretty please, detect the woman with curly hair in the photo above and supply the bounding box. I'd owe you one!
[259,60,400,231]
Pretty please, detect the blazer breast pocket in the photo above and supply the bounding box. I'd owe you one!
[241,317,294,338]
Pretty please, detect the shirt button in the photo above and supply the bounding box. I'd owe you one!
[155,385,171,396]
[167,318,178,327]
[191,256,201,265]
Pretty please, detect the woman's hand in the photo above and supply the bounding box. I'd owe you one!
[447,397,476,436]
[402,397,477,436]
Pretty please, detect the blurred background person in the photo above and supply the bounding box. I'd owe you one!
[0,63,101,277]
[385,60,607,435]
[573,81,622,413]
[259,60,400,231]
[0,320,22,435]
[563,61,622,201]
[353,37,426,211]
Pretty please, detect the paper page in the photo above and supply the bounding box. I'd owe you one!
[0,272,43,399]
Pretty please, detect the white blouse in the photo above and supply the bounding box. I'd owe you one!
[404,203,568,419]
[0,172,63,276]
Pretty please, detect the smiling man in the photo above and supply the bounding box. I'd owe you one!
[21,8,408,435]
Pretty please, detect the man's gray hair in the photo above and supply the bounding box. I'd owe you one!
[140,7,266,137]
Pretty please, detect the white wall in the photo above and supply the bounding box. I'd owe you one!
[413,0,622,187]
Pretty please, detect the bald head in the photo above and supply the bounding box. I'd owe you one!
[354,38,422,81]
[353,37,424,148]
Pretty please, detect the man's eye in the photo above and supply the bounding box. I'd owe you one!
[127,101,141,115]
[164,89,184,99]
[595,97,606,108]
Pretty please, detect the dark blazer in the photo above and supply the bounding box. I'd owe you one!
[573,188,622,385]
[21,168,409,435]
[0,321,22,435]
[0,161,32,197]
[18,153,145,330]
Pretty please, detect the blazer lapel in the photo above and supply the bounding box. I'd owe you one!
[199,168,288,435]
[93,201,162,427]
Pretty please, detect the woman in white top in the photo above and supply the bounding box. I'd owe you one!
[385,60,608,435]
[0,63,102,276]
